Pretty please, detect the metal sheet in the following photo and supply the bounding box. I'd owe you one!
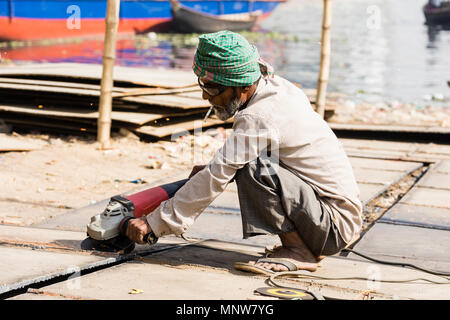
[330,123,450,134]
[12,242,450,300]
[357,183,387,204]
[0,246,106,295]
[0,63,198,88]
[348,157,421,172]
[351,223,450,273]
[416,172,450,190]
[340,138,418,152]
[380,203,450,230]
[343,149,411,160]
[353,167,408,185]
[135,118,231,138]
[12,257,269,300]
[0,83,208,109]
[0,104,205,126]
[400,186,450,209]
[416,144,450,156]
[434,160,450,174]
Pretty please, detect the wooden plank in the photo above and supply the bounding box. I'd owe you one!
[0,63,198,88]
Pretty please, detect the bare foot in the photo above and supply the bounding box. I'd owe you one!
[253,231,323,272]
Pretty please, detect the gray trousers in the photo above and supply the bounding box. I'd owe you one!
[235,158,346,257]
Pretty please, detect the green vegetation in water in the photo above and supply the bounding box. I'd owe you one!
[0,31,300,51]
[0,35,101,49]
[144,31,300,45]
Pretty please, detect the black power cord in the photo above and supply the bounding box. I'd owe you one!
[342,248,450,278]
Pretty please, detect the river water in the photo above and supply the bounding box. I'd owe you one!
[262,0,450,107]
[1,0,449,108]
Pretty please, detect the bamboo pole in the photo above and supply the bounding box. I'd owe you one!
[97,0,120,149]
[316,0,333,119]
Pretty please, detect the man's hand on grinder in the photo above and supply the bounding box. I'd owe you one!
[126,217,152,244]
[189,164,207,178]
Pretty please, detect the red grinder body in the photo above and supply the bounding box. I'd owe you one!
[125,178,189,218]
[86,179,188,244]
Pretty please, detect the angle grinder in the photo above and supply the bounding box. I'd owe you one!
[84,179,188,253]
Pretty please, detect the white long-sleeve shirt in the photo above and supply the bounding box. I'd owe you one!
[147,75,363,244]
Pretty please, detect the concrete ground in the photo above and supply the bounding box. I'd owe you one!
[1,138,450,300]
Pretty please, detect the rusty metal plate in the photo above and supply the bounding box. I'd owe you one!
[0,246,106,295]
[343,149,410,160]
[9,258,269,300]
[340,139,418,153]
[33,199,109,232]
[380,203,450,229]
[358,183,386,204]
[353,168,408,185]
[0,63,198,89]
[416,172,450,190]
[400,186,450,209]
[434,160,450,174]
[351,223,450,273]
[416,144,450,156]
[349,157,421,172]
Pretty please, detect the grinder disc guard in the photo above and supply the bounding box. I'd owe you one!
[82,235,135,254]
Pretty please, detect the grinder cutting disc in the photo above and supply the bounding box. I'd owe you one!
[255,287,315,300]
[81,235,135,254]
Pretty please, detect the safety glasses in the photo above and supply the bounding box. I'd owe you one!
[198,78,227,97]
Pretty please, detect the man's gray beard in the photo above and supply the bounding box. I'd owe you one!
[213,96,244,121]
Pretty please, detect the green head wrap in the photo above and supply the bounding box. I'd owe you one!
[193,30,274,87]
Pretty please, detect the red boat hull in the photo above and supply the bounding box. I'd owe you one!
[0,17,171,40]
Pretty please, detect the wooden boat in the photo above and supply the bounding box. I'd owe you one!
[423,1,450,25]
[0,0,284,40]
[169,0,261,33]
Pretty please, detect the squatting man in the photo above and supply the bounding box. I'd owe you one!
[126,31,362,274]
